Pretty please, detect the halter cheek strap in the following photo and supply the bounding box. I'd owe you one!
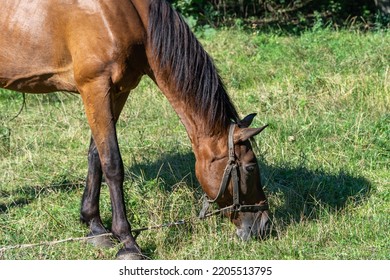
[206,124,236,204]
[199,123,268,219]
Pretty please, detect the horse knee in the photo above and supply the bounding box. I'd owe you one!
[102,156,124,183]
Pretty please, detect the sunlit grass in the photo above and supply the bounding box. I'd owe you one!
[0,28,389,259]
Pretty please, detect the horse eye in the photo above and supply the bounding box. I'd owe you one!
[244,164,256,173]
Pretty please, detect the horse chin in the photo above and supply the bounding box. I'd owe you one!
[236,227,252,241]
[235,211,270,241]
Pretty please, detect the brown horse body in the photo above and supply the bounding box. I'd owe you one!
[0,0,269,259]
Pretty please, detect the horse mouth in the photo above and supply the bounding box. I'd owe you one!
[235,211,270,241]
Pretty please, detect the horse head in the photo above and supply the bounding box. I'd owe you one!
[195,114,270,240]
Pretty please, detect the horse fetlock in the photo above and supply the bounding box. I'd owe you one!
[80,206,100,224]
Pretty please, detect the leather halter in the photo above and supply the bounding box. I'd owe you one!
[199,123,269,219]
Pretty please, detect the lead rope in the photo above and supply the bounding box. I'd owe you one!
[0,205,228,253]
[8,92,26,122]
[132,204,233,239]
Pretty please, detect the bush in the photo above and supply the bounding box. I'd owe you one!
[170,0,389,30]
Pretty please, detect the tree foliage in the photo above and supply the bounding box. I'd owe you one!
[170,0,389,29]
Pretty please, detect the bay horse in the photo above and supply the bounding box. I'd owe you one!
[0,0,270,259]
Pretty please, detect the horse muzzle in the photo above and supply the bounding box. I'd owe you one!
[235,210,270,241]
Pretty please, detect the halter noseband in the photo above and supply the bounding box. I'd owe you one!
[199,123,269,219]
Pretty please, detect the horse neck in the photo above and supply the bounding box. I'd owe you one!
[139,0,237,152]
[168,100,226,162]
[149,72,214,149]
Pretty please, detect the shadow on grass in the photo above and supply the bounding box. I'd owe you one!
[127,151,372,259]
[1,151,371,236]
[260,161,372,222]
[125,151,372,225]
[0,179,84,213]
[125,151,197,192]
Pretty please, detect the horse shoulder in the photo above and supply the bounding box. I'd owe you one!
[69,1,149,92]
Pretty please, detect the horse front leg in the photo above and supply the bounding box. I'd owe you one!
[79,79,142,260]
[80,91,131,249]
[80,136,114,248]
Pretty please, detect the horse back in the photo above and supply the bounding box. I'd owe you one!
[0,0,149,94]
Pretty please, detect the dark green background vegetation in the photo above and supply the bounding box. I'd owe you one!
[170,0,389,31]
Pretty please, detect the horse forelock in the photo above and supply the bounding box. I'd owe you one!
[147,0,239,135]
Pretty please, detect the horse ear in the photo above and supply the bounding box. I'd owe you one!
[239,113,257,128]
[234,125,268,143]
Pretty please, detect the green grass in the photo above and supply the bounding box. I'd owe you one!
[0,28,389,259]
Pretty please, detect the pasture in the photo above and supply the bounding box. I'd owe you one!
[0,28,389,259]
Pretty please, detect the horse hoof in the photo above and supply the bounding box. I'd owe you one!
[86,233,115,248]
[116,248,145,260]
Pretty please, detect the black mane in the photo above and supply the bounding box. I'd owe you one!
[148,0,239,135]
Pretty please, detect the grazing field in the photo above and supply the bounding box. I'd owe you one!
[0,28,389,260]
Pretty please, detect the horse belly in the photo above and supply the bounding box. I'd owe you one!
[0,0,76,93]
[0,68,77,94]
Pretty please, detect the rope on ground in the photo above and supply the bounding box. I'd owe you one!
[0,207,222,253]
[0,232,113,253]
